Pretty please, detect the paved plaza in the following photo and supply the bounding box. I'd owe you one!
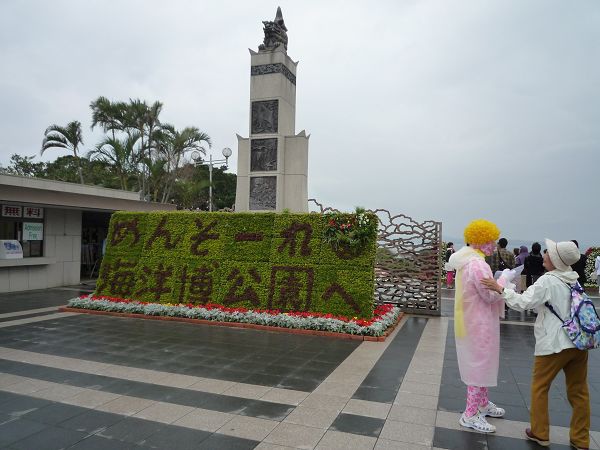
[0,287,599,449]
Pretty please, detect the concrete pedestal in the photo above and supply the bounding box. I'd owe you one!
[235,46,309,212]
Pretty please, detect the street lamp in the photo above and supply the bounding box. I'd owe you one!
[191,147,232,212]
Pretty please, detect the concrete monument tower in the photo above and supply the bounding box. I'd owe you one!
[235,7,309,212]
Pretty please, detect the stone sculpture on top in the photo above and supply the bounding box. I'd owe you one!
[259,6,288,52]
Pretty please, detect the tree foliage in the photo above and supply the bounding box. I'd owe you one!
[41,121,85,184]
[1,96,236,210]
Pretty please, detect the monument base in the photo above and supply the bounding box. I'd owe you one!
[235,131,308,212]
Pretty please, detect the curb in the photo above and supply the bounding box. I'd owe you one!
[59,307,403,342]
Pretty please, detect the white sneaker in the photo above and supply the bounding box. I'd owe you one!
[459,412,496,433]
[479,401,505,418]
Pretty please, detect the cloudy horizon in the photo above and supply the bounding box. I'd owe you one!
[1,0,598,248]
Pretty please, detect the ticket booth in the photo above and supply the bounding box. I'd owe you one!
[0,174,175,292]
[0,205,45,258]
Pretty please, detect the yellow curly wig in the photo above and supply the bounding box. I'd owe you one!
[463,219,500,245]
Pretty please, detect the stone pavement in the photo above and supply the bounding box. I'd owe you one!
[0,286,598,449]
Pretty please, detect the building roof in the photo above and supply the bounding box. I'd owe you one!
[0,174,176,212]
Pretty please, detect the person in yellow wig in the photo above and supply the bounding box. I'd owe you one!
[445,219,507,433]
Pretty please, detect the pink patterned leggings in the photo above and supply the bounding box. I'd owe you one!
[465,386,489,417]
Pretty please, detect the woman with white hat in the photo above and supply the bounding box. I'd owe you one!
[482,239,590,450]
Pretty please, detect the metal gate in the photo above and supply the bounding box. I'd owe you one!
[309,199,442,315]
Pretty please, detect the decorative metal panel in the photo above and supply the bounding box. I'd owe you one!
[251,100,279,134]
[309,199,442,315]
[251,138,278,172]
[250,176,277,210]
[251,63,296,85]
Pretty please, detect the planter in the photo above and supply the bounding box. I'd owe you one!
[60,304,403,341]
[64,295,403,341]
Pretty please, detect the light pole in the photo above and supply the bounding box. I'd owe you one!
[191,147,232,212]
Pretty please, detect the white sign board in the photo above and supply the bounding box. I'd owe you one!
[2,205,22,217]
[0,240,23,259]
[23,207,44,219]
[23,222,44,241]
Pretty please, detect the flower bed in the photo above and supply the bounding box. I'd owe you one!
[66,295,401,338]
[585,247,599,288]
[323,207,378,255]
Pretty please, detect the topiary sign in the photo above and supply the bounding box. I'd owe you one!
[95,211,378,318]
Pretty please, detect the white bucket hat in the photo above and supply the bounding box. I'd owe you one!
[545,238,580,272]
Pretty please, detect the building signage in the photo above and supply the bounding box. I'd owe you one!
[0,240,23,259]
[1,205,22,218]
[23,222,44,241]
[23,207,44,219]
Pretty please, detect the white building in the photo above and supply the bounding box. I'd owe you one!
[0,174,175,293]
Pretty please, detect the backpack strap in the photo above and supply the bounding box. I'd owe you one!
[545,301,564,323]
[497,250,507,268]
[497,250,504,264]
[544,273,573,324]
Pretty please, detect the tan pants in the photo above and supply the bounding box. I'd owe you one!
[531,348,590,447]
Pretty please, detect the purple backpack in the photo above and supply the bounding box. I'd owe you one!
[545,280,600,350]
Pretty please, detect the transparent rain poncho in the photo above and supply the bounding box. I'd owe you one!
[447,246,506,387]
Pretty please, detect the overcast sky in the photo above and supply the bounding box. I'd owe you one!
[1,1,598,248]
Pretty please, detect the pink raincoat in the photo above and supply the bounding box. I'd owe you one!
[447,247,505,387]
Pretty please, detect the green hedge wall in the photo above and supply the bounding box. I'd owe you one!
[95,211,378,318]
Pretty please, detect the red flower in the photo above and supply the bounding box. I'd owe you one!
[77,294,397,328]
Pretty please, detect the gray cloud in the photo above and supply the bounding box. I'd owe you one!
[0,0,598,248]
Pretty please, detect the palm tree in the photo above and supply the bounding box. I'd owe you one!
[124,99,163,199]
[90,96,127,140]
[144,157,168,202]
[173,177,210,209]
[88,132,140,190]
[145,101,163,158]
[157,124,211,203]
[41,121,85,184]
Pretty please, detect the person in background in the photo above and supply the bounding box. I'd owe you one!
[595,254,600,295]
[482,240,589,450]
[524,242,545,287]
[446,219,506,434]
[570,240,587,286]
[487,238,516,274]
[446,242,456,288]
[515,245,529,292]
[513,248,520,259]
[515,245,529,266]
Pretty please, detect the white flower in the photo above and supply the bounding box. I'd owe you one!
[67,296,400,337]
